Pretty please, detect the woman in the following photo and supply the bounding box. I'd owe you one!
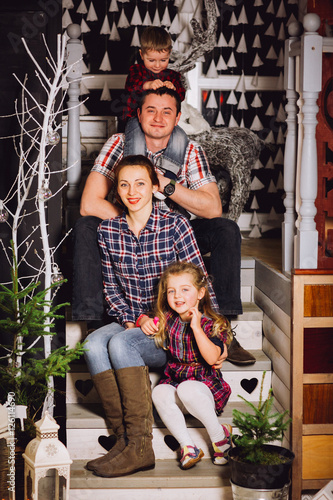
[84,154,219,478]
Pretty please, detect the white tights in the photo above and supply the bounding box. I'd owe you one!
[152,380,225,449]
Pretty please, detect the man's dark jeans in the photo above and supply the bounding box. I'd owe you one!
[71,215,242,321]
[191,217,242,316]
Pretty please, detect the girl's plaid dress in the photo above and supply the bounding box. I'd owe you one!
[158,311,231,415]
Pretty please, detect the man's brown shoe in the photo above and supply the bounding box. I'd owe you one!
[227,336,256,365]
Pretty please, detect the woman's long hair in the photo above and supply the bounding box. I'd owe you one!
[154,261,232,349]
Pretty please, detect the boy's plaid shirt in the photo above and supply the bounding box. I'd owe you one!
[122,63,186,121]
[98,204,218,326]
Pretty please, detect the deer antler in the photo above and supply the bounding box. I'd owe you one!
[169,0,218,75]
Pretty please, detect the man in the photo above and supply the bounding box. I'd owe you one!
[73,87,255,364]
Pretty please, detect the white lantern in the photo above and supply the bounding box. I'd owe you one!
[23,411,72,500]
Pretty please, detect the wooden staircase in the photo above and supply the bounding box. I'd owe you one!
[66,256,273,499]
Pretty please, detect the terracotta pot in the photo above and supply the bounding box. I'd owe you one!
[228,444,295,490]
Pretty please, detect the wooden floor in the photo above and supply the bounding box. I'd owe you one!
[241,235,282,273]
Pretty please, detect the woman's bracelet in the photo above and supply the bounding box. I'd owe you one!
[136,314,148,327]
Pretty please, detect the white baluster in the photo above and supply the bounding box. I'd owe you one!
[295,13,322,269]
[65,24,82,227]
[186,62,202,111]
[282,22,301,274]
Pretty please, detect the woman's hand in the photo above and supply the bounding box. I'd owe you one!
[140,316,159,336]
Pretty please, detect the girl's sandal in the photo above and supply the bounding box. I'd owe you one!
[212,423,232,465]
[180,445,204,470]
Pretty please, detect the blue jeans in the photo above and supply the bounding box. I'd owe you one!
[84,323,168,376]
[72,215,242,320]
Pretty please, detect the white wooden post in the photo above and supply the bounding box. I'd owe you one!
[186,62,201,110]
[295,13,322,269]
[282,22,302,274]
[65,24,82,227]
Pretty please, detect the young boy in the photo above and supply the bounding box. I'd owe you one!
[122,26,186,124]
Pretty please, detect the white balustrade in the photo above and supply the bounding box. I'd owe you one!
[296,13,322,269]
[284,13,327,271]
[65,24,82,228]
[282,22,301,274]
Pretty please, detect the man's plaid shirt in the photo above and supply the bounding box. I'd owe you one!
[91,133,217,212]
[98,204,218,326]
[122,63,186,121]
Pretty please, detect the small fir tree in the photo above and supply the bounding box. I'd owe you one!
[0,243,85,438]
[232,371,291,464]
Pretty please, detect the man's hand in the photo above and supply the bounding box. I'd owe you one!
[213,345,228,370]
[80,172,121,220]
[125,322,135,329]
[155,172,222,220]
[156,172,170,193]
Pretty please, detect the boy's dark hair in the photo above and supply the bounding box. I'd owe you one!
[140,26,172,54]
[139,88,181,115]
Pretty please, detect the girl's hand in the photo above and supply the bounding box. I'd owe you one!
[213,345,228,369]
[125,322,135,329]
[163,81,176,91]
[188,306,202,332]
[140,316,159,336]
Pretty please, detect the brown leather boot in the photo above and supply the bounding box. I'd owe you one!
[86,369,126,471]
[93,366,155,477]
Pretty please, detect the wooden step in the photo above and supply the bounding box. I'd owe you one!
[69,458,233,499]
[240,255,255,302]
[66,348,271,406]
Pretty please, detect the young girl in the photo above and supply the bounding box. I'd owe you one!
[152,262,233,470]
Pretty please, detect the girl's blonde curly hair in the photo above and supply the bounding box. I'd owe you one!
[153,261,233,349]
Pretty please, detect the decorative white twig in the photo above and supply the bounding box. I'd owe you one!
[0,32,77,416]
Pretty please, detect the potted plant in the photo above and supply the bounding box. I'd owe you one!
[228,371,294,498]
[0,248,85,444]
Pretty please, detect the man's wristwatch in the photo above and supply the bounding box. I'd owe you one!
[163,179,176,197]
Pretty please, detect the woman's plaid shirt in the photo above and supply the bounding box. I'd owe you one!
[97,204,218,326]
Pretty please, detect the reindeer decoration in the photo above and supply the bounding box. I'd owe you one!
[169,0,264,222]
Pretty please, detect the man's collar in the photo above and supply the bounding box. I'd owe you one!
[147,147,167,157]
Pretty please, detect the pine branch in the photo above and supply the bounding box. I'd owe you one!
[232,371,292,463]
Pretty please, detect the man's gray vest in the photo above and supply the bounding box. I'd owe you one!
[123,117,189,179]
